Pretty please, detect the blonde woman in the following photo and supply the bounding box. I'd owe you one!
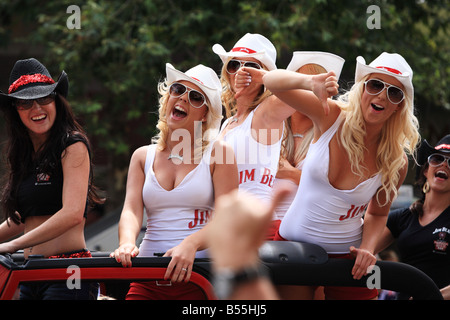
[265,52,420,299]
[213,33,295,239]
[111,63,238,299]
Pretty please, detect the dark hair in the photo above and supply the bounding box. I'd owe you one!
[409,162,428,217]
[1,94,104,224]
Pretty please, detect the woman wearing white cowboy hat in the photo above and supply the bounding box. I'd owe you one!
[0,58,104,300]
[264,52,420,299]
[111,63,238,299]
[213,33,297,240]
[376,134,450,300]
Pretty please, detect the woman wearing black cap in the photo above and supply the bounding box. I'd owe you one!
[376,134,450,299]
[0,58,103,299]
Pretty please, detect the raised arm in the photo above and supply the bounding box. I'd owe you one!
[263,69,340,132]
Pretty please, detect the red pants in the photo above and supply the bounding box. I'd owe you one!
[266,219,282,240]
[126,281,207,300]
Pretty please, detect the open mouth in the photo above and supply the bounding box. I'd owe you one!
[31,114,47,121]
[371,103,384,112]
[172,105,187,119]
[435,170,449,180]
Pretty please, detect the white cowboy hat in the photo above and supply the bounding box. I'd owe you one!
[355,52,413,100]
[166,63,223,128]
[286,51,345,79]
[212,33,277,71]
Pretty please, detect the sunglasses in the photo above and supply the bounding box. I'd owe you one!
[364,79,405,104]
[226,59,262,74]
[428,153,450,167]
[14,92,56,110]
[169,82,206,108]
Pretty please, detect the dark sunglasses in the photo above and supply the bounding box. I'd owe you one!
[169,82,206,108]
[14,92,56,110]
[428,153,450,167]
[226,59,262,74]
[364,79,405,104]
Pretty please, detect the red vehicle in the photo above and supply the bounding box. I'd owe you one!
[0,241,443,300]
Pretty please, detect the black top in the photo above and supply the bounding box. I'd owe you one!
[387,205,450,289]
[16,135,89,223]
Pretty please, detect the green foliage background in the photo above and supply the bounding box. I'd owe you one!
[0,0,449,209]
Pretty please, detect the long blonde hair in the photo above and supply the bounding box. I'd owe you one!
[336,76,420,205]
[153,79,222,160]
[219,58,272,118]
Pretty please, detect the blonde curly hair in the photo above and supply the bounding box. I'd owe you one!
[335,75,420,206]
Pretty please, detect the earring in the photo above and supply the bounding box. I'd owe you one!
[422,181,430,194]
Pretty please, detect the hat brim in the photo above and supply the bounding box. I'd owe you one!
[212,44,277,71]
[355,56,413,99]
[0,71,69,101]
[286,51,345,79]
[417,139,450,166]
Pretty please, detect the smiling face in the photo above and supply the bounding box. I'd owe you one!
[425,153,450,194]
[165,80,208,133]
[360,73,405,129]
[16,99,56,149]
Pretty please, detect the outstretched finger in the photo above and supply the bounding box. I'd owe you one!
[267,182,294,215]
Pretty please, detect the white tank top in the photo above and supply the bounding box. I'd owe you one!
[221,107,283,210]
[139,143,214,258]
[279,115,382,254]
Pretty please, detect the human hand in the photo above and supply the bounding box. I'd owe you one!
[0,241,18,254]
[275,158,302,185]
[234,67,267,100]
[163,242,197,282]
[110,243,139,268]
[311,71,339,116]
[208,185,292,272]
[349,246,377,280]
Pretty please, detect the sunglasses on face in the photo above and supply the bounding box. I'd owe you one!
[364,79,405,104]
[14,92,56,110]
[169,82,206,108]
[226,59,262,74]
[428,153,450,167]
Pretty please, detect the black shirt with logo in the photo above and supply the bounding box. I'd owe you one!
[387,206,450,289]
[16,135,88,223]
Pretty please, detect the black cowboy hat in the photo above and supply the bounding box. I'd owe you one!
[417,134,450,167]
[0,58,68,105]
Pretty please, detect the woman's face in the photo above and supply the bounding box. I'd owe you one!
[360,73,405,129]
[226,56,264,93]
[424,153,450,194]
[16,98,56,145]
[165,80,208,133]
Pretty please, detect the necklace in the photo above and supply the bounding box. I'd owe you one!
[229,116,238,124]
[168,153,183,162]
[166,143,184,163]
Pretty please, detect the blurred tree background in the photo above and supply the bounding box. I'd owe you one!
[0,0,448,213]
